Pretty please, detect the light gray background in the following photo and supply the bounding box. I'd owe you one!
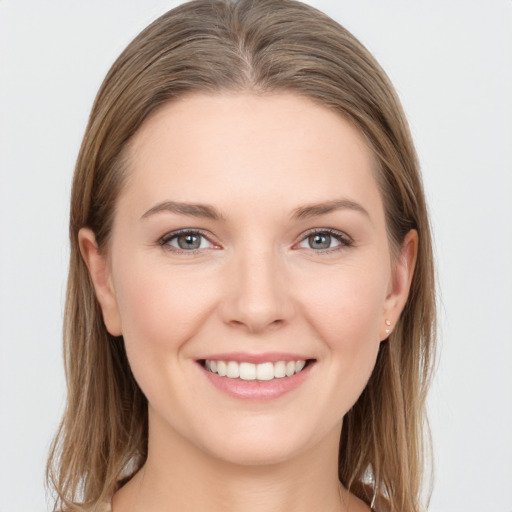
[1,1,511,511]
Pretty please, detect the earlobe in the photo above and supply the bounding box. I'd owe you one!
[78,228,122,336]
[381,229,418,340]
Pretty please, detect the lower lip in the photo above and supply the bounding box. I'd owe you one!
[199,362,314,400]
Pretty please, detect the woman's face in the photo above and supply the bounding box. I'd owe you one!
[81,92,415,466]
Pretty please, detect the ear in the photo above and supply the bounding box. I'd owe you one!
[78,228,122,336]
[381,229,418,340]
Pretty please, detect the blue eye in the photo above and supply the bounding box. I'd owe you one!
[297,229,352,252]
[160,230,214,252]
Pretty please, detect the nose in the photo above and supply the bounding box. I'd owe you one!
[220,246,295,334]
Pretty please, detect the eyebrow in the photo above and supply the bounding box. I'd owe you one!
[141,198,370,222]
[290,198,370,220]
[141,201,225,221]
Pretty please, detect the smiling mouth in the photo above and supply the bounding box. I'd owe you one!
[200,359,314,381]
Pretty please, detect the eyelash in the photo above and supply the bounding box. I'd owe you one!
[158,228,353,255]
[298,228,354,254]
[158,229,216,254]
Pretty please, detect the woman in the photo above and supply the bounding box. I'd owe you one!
[47,0,436,511]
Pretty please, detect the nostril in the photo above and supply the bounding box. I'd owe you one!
[227,317,286,334]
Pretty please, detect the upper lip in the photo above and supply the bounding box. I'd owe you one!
[198,352,314,364]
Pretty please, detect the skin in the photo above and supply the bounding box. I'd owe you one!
[80,92,417,512]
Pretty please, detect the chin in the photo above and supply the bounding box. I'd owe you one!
[204,435,308,467]
[189,413,333,468]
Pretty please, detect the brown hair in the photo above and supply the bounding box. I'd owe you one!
[47,1,436,511]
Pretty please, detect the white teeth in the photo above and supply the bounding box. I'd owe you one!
[256,362,274,381]
[295,360,306,372]
[226,361,240,378]
[217,360,227,377]
[204,359,308,381]
[239,362,256,380]
[274,361,286,378]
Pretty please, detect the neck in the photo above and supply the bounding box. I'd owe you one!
[113,411,353,512]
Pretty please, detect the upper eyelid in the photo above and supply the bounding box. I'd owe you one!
[160,228,214,241]
[297,227,353,243]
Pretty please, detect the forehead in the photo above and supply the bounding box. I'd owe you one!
[120,92,383,222]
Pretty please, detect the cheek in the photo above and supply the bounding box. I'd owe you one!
[111,259,217,382]
[299,263,388,340]
[296,263,388,394]
[114,251,214,328]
